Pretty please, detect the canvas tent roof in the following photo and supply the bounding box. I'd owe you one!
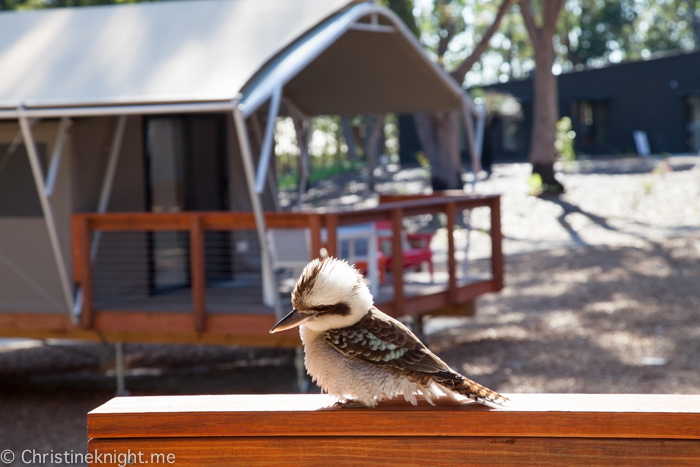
[0,0,466,117]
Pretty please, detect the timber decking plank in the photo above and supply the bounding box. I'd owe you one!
[87,394,700,440]
[88,437,700,467]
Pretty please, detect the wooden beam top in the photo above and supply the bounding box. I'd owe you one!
[88,394,700,440]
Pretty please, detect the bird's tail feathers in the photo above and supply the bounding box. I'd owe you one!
[437,374,510,408]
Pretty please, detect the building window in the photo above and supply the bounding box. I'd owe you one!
[571,100,610,150]
[502,118,521,152]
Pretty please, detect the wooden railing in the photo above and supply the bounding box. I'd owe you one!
[71,194,502,336]
[87,394,700,466]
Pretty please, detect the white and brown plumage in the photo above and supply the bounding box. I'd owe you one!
[270,257,508,408]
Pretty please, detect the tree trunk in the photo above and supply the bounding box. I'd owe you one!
[519,0,566,193]
[384,0,512,192]
[414,111,463,190]
[341,115,357,164]
[365,114,386,190]
[291,115,310,198]
[528,45,562,191]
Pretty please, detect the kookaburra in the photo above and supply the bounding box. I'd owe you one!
[270,257,508,408]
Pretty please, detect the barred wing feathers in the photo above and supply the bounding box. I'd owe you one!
[322,307,508,406]
[322,308,458,379]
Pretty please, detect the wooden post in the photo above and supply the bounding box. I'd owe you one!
[391,208,404,314]
[73,216,94,329]
[325,214,338,258]
[446,202,457,304]
[490,196,504,291]
[309,215,322,260]
[189,214,206,332]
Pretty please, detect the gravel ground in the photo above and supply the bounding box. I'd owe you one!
[1,155,699,466]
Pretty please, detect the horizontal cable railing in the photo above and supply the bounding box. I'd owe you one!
[71,194,502,335]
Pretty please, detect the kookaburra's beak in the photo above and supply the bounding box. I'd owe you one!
[270,309,317,333]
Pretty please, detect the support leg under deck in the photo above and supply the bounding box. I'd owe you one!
[115,341,128,396]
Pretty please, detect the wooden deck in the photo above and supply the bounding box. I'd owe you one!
[87,394,700,466]
[90,272,493,313]
[0,194,503,346]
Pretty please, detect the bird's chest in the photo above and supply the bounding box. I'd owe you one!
[300,325,388,396]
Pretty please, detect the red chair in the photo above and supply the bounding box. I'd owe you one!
[375,221,434,280]
[354,251,388,285]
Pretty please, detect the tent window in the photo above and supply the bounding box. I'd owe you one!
[0,143,47,217]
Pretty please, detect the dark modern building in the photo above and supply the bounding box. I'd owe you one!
[478,51,700,162]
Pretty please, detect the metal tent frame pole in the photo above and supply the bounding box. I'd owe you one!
[231,100,282,319]
[460,100,485,273]
[90,115,127,261]
[44,117,71,197]
[254,86,282,195]
[73,115,128,322]
[18,107,75,317]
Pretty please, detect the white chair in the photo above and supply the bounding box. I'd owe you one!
[266,228,311,277]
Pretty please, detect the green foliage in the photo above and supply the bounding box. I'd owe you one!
[379,0,420,38]
[308,161,361,184]
[0,0,160,10]
[274,114,386,190]
[382,0,700,87]
[277,162,364,191]
[638,161,672,197]
[420,0,468,66]
[559,0,637,67]
[557,0,698,70]
[528,172,543,196]
[383,113,399,162]
[416,151,431,170]
[652,160,672,176]
[385,0,525,84]
[555,116,576,163]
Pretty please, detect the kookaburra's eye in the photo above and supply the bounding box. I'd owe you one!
[316,305,327,311]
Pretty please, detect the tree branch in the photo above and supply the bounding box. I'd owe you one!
[543,0,565,35]
[519,0,540,44]
[450,0,514,84]
[438,20,457,63]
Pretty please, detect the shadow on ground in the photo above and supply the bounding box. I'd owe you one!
[429,233,700,395]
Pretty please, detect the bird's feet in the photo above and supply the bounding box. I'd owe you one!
[333,399,369,408]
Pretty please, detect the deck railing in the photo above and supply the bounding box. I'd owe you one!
[71,194,502,339]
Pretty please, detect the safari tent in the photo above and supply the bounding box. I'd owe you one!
[0,0,502,347]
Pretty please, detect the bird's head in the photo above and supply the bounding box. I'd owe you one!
[269,257,373,334]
